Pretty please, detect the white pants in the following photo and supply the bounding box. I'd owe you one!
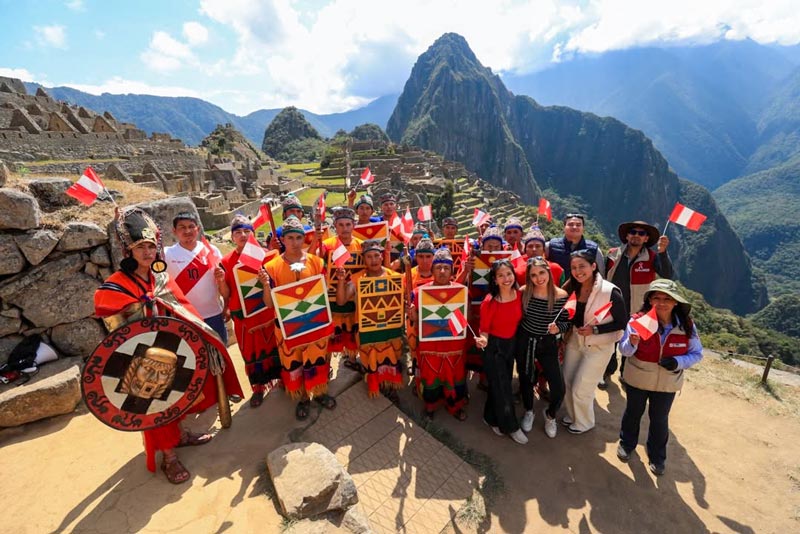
[562,334,615,431]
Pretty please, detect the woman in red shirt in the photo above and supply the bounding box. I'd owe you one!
[475,259,528,444]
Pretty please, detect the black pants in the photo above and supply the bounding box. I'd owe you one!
[619,383,676,467]
[483,335,519,434]
[517,332,564,418]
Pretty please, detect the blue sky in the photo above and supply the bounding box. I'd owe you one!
[1,0,799,115]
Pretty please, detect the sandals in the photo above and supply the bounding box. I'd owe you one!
[250,391,264,408]
[315,394,337,410]
[177,431,213,448]
[454,409,468,422]
[161,456,190,484]
[295,400,311,420]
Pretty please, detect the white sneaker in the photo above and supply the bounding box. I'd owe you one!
[521,410,535,433]
[543,411,557,438]
[510,429,528,444]
[484,418,503,436]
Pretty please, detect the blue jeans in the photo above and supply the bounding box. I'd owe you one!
[619,384,675,467]
[204,313,228,346]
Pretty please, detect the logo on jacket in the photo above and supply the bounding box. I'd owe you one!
[634,263,651,273]
[668,343,687,348]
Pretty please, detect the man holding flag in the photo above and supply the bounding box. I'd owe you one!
[164,212,228,344]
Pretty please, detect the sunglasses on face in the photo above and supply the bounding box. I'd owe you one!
[628,229,648,236]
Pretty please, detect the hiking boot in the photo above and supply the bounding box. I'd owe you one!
[617,444,631,462]
[543,411,557,438]
[510,429,528,444]
[521,410,535,433]
[649,462,665,476]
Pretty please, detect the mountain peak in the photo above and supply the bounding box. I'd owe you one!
[426,33,478,63]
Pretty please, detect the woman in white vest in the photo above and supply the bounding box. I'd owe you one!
[561,250,628,434]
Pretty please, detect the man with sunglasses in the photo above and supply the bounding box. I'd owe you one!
[600,220,673,389]
[546,213,605,276]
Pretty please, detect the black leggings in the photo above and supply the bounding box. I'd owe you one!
[516,332,564,418]
[483,335,519,434]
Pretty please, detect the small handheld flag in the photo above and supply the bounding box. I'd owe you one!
[448,308,468,336]
[538,198,552,222]
[402,207,414,236]
[360,167,374,185]
[65,167,106,206]
[668,202,706,231]
[592,301,613,324]
[562,292,577,320]
[472,208,491,228]
[631,308,659,341]
[417,205,433,221]
[200,235,220,269]
[252,203,269,230]
[331,239,352,268]
[239,233,267,271]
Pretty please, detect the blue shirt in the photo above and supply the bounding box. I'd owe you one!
[619,319,703,370]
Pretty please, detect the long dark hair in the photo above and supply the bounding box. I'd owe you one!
[561,249,599,298]
[488,259,518,297]
[639,299,696,337]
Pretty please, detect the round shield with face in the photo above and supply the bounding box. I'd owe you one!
[81,316,209,431]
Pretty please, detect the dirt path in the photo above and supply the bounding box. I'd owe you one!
[1,350,798,533]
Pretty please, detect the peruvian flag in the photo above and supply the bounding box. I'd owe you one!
[65,167,105,206]
[331,238,352,268]
[461,235,471,263]
[252,203,269,229]
[401,207,414,236]
[631,307,659,341]
[316,192,326,219]
[592,301,613,324]
[417,205,433,221]
[239,233,267,271]
[471,208,491,227]
[360,167,374,185]
[538,198,552,222]
[200,234,220,269]
[562,292,577,319]
[669,202,707,231]
[448,307,468,336]
[509,248,522,261]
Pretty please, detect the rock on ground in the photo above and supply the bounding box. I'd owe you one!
[0,234,26,275]
[56,222,108,251]
[267,442,359,521]
[0,359,82,427]
[0,188,40,230]
[50,318,106,358]
[27,178,80,209]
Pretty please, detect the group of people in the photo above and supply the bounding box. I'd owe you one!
[93,192,702,483]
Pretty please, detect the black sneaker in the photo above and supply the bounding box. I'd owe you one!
[649,462,665,476]
[617,444,631,462]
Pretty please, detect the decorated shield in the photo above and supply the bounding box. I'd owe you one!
[234,262,270,319]
[418,284,468,341]
[470,251,513,305]
[82,316,209,431]
[435,239,465,272]
[353,221,389,246]
[271,274,334,350]
[356,274,404,345]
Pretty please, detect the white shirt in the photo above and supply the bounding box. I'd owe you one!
[164,241,224,319]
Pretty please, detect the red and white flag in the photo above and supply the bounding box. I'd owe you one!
[461,235,471,263]
[65,167,105,206]
[471,208,491,228]
[417,205,433,221]
[200,234,220,269]
[592,301,613,324]
[448,308,468,336]
[360,167,374,185]
[401,207,414,237]
[239,233,267,271]
[562,292,577,319]
[669,202,706,231]
[631,307,659,341]
[509,248,522,261]
[331,238,352,268]
[252,203,269,229]
[316,192,326,220]
[538,198,552,222]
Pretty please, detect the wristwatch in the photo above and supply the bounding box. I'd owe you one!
[592,326,599,335]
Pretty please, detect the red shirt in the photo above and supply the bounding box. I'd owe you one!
[479,290,522,339]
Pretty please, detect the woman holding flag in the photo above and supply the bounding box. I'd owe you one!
[616,279,703,476]
[561,250,627,434]
[517,256,571,438]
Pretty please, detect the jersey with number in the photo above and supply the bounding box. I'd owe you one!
[164,242,224,319]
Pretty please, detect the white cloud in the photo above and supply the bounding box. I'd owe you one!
[183,22,209,46]
[141,30,197,72]
[65,0,84,11]
[33,24,67,49]
[0,67,38,81]
[59,77,202,98]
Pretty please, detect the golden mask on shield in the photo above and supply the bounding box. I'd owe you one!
[120,347,178,399]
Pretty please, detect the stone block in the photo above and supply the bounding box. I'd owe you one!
[284,504,372,534]
[0,188,40,230]
[0,359,81,427]
[84,262,99,278]
[57,222,108,251]
[14,228,60,265]
[0,234,26,275]
[89,245,111,266]
[267,442,359,520]
[27,178,80,208]
[50,318,106,357]
[0,335,23,359]
[0,161,8,186]
[0,315,21,336]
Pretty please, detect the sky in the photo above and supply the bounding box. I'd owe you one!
[1,0,799,116]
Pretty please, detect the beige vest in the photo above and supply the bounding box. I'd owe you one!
[581,275,624,347]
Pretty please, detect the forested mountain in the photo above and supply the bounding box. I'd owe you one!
[24,83,397,146]
[388,33,766,314]
[503,40,799,189]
